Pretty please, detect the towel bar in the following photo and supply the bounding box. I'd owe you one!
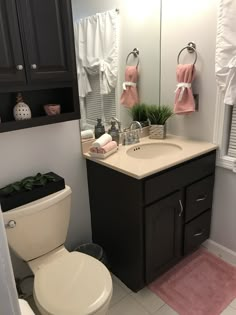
[177,42,198,65]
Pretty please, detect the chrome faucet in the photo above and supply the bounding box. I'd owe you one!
[123,121,142,145]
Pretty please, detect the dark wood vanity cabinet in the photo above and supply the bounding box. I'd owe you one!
[0,0,80,132]
[87,150,216,292]
[145,191,183,283]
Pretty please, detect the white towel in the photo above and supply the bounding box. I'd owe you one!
[81,130,94,139]
[92,134,112,148]
[216,0,236,105]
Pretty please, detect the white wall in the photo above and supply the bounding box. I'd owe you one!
[72,0,161,127]
[0,121,91,277]
[161,0,217,142]
[211,167,236,252]
[161,0,236,253]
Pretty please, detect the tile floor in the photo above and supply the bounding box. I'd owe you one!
[27,273,236,314]
[108,274,236,315]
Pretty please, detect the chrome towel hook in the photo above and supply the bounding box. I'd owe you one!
[177,41,198,65]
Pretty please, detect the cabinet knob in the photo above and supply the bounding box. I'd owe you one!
[16,65,24,71]
[31,64,37,70]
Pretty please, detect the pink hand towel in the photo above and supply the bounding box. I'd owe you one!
[174,64,196,114]
[97,141,117,154]
[120,66,139,108]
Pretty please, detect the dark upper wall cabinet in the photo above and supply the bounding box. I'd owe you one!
[0,0,80,132]
[17,0,75,83]
[0,0,26,85]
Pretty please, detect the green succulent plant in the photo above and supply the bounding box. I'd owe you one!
[147,105,173,125]
[0,173,56,197]
[129,103,148,122]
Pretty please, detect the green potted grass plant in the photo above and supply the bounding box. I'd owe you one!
[147,105,173,139]
[129,103,149,127]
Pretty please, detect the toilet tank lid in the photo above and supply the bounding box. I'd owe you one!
[3,186,71,218]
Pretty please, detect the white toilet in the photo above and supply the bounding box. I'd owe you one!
[4,186,112,315]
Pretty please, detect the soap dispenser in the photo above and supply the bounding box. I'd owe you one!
[94,118,105,139]
[108,119,120,145]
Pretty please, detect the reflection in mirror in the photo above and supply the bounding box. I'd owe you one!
[71,0,161,143]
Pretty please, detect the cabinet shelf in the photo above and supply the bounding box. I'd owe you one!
[0,112,80,133]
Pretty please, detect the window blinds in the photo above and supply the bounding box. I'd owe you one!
[228,105,236,157]
[85,74,116,125]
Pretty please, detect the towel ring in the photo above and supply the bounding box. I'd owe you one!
[126,48,140,67]
[177,42,198,65]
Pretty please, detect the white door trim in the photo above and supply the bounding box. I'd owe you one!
[0,207,21,315]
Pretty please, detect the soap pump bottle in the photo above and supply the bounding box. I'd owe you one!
[94,118,105,139]
[108,120,120,145]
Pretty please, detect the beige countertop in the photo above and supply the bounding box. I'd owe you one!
[83,135,218,179]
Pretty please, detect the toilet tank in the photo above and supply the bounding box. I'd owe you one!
[3,186,72,262]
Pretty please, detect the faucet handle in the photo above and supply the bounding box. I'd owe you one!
[111,117,122,132]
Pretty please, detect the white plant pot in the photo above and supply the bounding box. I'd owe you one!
[149,124,166,139]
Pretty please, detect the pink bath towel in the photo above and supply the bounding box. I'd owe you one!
[174,64,196,114]
[120,66,139,108]
[89,147,98,153]
[97,141,117,154]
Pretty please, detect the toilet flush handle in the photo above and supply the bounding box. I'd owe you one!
[5,220,16,229]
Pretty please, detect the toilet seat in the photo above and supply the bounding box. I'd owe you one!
[33,252,112,315]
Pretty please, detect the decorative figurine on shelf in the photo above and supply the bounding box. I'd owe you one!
[13,93,32,121]
[44,104,61,116]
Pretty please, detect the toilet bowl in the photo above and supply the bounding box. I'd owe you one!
[4,186,112,315]
[33,251,112,315]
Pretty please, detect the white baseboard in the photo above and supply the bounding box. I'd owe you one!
[202,239,236,266]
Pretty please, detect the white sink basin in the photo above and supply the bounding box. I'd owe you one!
[126,143,182,159]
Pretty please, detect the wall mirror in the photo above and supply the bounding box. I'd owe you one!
[71,0,162,141]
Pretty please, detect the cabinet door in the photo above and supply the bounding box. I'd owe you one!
[145,191,183,283]
[0,0,26,85]
[18,0,75,82]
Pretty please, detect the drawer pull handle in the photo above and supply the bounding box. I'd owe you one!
[194,231,204,237]
[196,195,207,202]
[179,200,183,217]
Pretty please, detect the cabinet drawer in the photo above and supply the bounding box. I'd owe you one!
[185,175,214,222]
[144,151,216,205]
[184,210,211,255]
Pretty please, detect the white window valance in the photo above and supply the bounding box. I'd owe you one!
[74,9,118,98]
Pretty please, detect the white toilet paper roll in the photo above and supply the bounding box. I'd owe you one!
[19,299,35,315]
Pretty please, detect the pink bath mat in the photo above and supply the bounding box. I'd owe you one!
[149,249,236,315]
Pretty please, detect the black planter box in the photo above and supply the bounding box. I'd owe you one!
[0,172,65,212]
